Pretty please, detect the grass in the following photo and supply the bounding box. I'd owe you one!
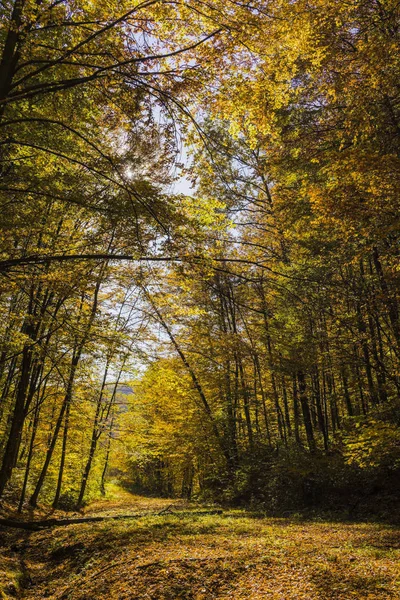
[1,490,399,599]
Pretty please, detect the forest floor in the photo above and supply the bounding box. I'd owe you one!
[0,489,399,599]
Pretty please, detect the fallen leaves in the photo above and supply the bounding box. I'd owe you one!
[2,494,399,599]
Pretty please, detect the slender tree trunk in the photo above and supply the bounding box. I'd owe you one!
[341,368,354,417]
[100,415,114,496]
[224,360,239,465]
[353,345,367,415]
[257,286,286,442]
[181,460,194,500]
[372,246,400,351]
[327,372,338,430]
[367,312,388,403]
[297,371,316,453]
[76,394,103,508]
[312,366,328,450]
[0,324,34,497]
[76,356,126,508]
[52,262,108,507]
[52,396,71,509]
[18,387,43,512]
[281,374,292,438]
[253,354,272,446]
[356,301,378,406]
[0,357,18,450]
[292,375,301,444]
[0,0,25,116]
[29,389,68,507]
[237,355,253,448]
[253,370,261,435]
[263,312,285,443]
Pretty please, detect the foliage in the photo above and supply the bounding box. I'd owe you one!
[1,493,399,599]
[0,0,399,518]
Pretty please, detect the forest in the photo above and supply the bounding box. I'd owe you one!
[0,1,399,598]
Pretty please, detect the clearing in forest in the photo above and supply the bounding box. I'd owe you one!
[1,492,399,599]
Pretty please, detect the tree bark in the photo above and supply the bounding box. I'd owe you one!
[297,371,316,453]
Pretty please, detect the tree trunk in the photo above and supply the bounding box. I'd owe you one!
[0,0,25,115]
[253,354,272,446]
[292,375,301,444]
[372,246,400,351]
[312,367,328,450]
[297,371,316,453]
[18,389,42,512]
[100,415,114,496]
[341,368,354,417]
[52,396,71,509]
[237,355,253,448]
[0,325,34,497]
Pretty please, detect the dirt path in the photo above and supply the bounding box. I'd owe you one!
[1,493,399,599]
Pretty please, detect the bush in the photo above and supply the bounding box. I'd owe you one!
[205,439,400,520]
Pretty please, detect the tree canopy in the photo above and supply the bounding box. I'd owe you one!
[0,0,399,516]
